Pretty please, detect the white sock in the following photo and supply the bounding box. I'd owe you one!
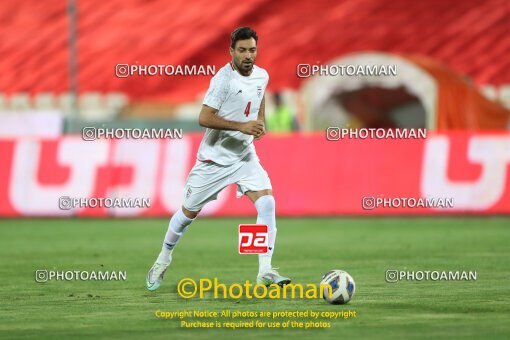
[156,208,195,264]
[255,195,276,274]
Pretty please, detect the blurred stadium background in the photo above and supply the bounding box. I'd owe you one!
[2,1,510,339]
[0,0,509,216]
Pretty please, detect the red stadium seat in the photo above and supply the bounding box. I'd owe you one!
[0,0,508,103]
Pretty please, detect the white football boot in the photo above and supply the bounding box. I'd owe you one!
[146,255,172,291]
[256,268,291,287]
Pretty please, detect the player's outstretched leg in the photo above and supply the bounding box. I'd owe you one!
[146,207,196,291]
[252,194,291,287]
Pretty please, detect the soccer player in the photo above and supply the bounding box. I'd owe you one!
[146,27,291,291]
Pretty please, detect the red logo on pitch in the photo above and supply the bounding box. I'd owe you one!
[238,224,268,254]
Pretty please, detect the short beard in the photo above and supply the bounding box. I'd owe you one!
[234,59,253,76]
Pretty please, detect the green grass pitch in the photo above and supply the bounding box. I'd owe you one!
[0,217,509,339]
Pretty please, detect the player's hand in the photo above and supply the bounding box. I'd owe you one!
[240,120,264,136]
[254,121,266,140]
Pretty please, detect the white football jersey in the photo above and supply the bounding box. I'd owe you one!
[197,62,269,165]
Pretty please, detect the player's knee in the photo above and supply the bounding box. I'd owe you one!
[182,206,199,219]
[254,195,275,215]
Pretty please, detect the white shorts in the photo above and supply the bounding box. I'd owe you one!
[182,152,272,212]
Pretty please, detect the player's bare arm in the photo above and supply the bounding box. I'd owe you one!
[255,95,266,140]
[257,95,266,122]
[198,104,264,137]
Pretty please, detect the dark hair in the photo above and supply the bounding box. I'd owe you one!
[230,27,258,49]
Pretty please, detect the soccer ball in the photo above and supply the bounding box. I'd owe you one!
[320,270,356,304]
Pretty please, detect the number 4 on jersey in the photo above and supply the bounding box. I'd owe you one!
[244,101,251,117]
